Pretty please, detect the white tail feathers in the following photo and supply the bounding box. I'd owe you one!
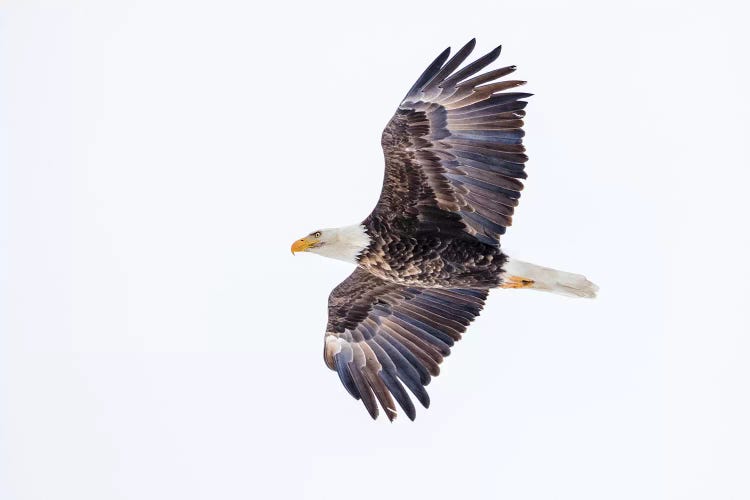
[502,258,599,298]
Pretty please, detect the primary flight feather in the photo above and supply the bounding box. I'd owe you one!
[291,39,598,421]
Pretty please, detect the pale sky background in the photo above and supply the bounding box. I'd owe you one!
[1,1,749,499]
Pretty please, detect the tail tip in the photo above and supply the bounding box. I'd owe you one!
[559,277,598,298]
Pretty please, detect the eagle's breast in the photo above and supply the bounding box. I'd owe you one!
[358,218,507,288]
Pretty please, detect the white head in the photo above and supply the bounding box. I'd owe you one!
[290,224,371,264]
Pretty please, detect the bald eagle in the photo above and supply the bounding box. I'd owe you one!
[291,40,597,421]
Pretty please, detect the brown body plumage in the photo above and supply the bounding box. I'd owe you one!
[358,221,507,288]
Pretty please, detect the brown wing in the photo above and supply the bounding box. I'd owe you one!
[372,39,531,245]
[324,268,488,421]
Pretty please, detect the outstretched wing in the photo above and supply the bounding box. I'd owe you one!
[372,39,531,246]
[324,268,488,421]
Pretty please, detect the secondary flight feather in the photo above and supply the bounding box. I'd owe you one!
[291,39,598,421]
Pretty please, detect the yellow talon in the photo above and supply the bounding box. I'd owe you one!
[501,275,535,289]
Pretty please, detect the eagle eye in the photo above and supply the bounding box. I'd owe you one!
[314,231,322,238]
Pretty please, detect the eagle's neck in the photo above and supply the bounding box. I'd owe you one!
[315,224,371,264]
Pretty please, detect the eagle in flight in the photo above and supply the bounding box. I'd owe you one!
[291,40,597,421]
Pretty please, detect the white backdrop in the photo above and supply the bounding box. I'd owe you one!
[2,1,748,499]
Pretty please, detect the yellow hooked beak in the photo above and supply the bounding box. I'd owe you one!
[291,236,319,254]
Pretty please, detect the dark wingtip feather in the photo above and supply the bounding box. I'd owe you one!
[411,384,430,409]
[363,401,379,420]
[334,355,360,400]
[423,39,478,93]
[404,46,451,100]
[386,408,397,422]
[380,371,416,421]
[441,44,504,89]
